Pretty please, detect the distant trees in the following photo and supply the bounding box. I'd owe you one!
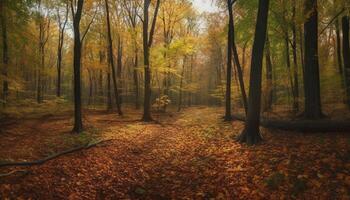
[238,0,270,145]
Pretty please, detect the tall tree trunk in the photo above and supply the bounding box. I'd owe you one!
[133,44,140,109]
[178,56,186,112]
[72,0,84,133]
[303,0,322,119]
[56,4,68,97]
[292,0,299,112]
[187,56,193,107]
[284,29,295,110]
[238,0,270,145]
[105,0,122,115]
[335,18,343,76]
[264,35,273,111]
[107,71,112,111]
[299,26,305,75]
[229,2,248,114]
[224,0,234,121]
[117,36,123,105]
[0,0,9,106]
[88,69,93,105]
[342,16,350,107]
[142,0,160,121]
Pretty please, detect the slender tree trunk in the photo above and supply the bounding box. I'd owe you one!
[264,35,273,111]
[299,26,305,75]
[335,18,343,76]
[117,36,123,105]
[238,0,270,145]
[224,0,234,121]
[72,0,84,133]
[229,3,248,114]
[342,16,350,107]
[292,0,299,112]
[303,0,322,119]
[56,5,68,97]
[188,56,193,107]
[0,0,9,106]
[285,29,295,110]
[178,56,186,112]
[105,0,122,115]
[133,44,140,109]
[107,71,112,111]
[242,41,248,74]
[88,69,93,105]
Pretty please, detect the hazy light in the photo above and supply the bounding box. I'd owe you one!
[191,0,219,13]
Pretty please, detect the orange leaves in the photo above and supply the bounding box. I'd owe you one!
[1,107,350,199]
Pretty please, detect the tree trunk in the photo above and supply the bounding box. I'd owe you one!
[72,0,84,133]
[284,29,295,110]
[117,36,123,105]
[335,18,343,75]
[56,4,68,97]
[238,0,270,145]
[0,0,9,106]
[105,0,122,115]
[303,0,322,119]
[88,69,93,105]
[342,16,350,107]
[133,45,140,109]
[178,57,186,112]
[229,3,248,114]
[107,71,112,111]
[264,35,273,111]
[225,0,234,121]
[292,0,299,112]
[142,0,160,121]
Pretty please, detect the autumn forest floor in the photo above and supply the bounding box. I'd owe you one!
[0,106,350,199]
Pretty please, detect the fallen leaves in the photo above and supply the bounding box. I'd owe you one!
[0,107,350,199]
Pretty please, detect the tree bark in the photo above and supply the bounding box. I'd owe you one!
[71,0,84,133]
[56,4,68,97]
[107,71,113,111]
[224,0,234,121]
[342,16,350,107]
[335,18,343,76]
[178,56,186,112]
[264,35,273,111]
[117,36,123,105]
[229,2,248,115]
[303,0,322,119]
[105,0,122,115]
[0,0,9,106]
[292,0,299,112]
[133,44,140,109]
[238,0,270,145]
[142,0,160,121]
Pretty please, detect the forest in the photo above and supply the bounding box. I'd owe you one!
[0,0,350,199]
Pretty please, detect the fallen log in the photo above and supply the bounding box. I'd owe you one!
[0,140,109,168]
[232,114,350,132]
[0,170,29,178]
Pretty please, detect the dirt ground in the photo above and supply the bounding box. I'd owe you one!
[0,107,349,199]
